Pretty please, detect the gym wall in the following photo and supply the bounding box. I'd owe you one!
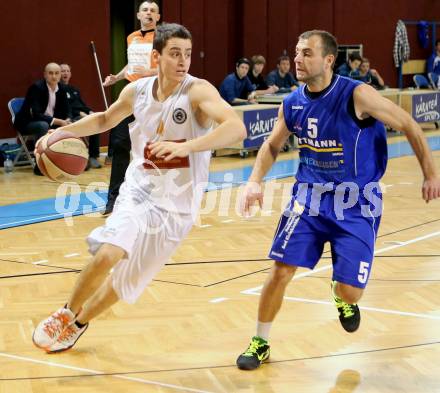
[1,0,438,139]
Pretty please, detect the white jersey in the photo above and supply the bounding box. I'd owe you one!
[123,74,212,216]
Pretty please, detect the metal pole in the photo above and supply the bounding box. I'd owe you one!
[90,41,109,110]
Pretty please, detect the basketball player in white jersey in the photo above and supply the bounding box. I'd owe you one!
[32,23,246,353]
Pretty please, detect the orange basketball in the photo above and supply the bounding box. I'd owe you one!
[35,131,89,182]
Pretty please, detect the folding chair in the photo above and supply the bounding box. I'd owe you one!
[413,74,430,89]
[428,72,439,89]
[7,97,36,168]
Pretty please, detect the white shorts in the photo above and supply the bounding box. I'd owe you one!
[87,201,193,304]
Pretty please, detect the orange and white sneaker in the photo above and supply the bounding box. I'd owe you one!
[47,322,88,353]
[32,307,75,350]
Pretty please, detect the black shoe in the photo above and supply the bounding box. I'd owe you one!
[332,281,361,332]
[33,165,43,176]
[88,157,102,169]
[236,336,270,370]
[102,202,114,216]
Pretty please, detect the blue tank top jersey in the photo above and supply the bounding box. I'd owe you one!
[283,75,387,188]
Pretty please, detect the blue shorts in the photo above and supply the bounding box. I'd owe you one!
[269,183,382,288]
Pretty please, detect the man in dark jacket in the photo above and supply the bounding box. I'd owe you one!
[219,57,256,105]
[15,63,71,137]
[14,62,71,174]
[266,56,299,93]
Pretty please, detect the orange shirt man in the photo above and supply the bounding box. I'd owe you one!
[103,1,160,86]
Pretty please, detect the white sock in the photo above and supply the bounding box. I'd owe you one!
[332,281,340,299]
[256,321,272,342]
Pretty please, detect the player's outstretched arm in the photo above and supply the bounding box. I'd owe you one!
[55,83,136,138]
[354,84,440,202]
[149,80,246,160]
[238,104,290,216]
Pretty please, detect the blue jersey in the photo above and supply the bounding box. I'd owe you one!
[283,75,387,188]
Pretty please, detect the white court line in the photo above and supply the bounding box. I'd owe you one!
[0,352,214,393]
[221,219,234,224]
[32,260,48,265]
[200,224,212,228]
[210,297,228,303]
[243,294,440,321]
[375,230,440,254]
[240,229,440,297]
[64,253,80,258]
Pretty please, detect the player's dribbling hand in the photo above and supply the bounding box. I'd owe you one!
[34,129,60,154]
[422,177,440,202]
[240,181,263,217]
[149,141,192,161]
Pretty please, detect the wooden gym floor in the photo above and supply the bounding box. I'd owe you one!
[0,132,440,392]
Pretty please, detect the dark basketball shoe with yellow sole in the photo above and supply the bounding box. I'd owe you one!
[332,280,361,332]
[236,336,270,370]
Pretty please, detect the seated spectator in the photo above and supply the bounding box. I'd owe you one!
[336,52,362,78]
[14,62,71,175]
[266,55,299,92]
[60,63,101,169]
[248,55,279,95]
[219,58,256,105]
[427,39,440,80]
[358,58,385,89]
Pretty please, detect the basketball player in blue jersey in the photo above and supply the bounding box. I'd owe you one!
[236,30,440,370]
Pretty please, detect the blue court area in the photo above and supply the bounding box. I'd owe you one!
[1,135,439,230]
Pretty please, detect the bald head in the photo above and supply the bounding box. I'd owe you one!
[44,62,61,88]
[45,62,60,72]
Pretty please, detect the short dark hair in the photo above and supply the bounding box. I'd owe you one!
[277,55,290,65]
[299,30,338,60]
[236,57,251,68]
[139,1,159,11]
[153,23,192,54]
[348,52,362,63]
